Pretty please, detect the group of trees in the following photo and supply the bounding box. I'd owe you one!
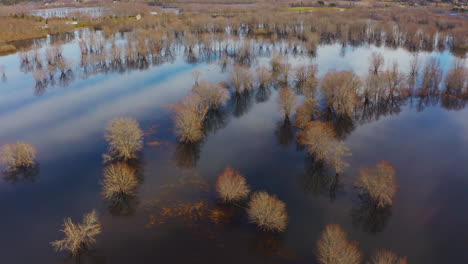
[215,167,288,232]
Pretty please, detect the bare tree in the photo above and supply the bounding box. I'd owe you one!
[102,163,138,200]
[322,70,361,117]
[51,210,101,256]
[369,52,385,75]
[278,86,296,121]
[355,161,397,208]
[370,249,408,264]
[294,98,320,129]
[0,142,37,172]
[247,191,288,232]
[409,54,419,77]
[103,117,144,162]
[316,224,362,264]
[215,167,250,203]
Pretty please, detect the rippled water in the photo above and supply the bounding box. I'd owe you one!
[0,31,467,263]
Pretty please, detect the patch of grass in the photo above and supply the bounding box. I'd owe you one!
[286,6,342,11]
[0,44,17,55]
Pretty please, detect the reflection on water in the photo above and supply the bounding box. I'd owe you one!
[0,29,467,264]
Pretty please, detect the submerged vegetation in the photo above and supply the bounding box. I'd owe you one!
[102,162,138,200]
[0,1,465,262]
[355,161,398,208]
[51,210,101,256]
[0,141,37,171]
[215,167,250,203]
[247,191,288,232]
[103,117,144,163]
[316,224,362,264]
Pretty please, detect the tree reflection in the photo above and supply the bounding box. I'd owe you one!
[107,193,140,217]
[350,198,392,234]
[174,142,201,169]
[275,118,294,146]
[2,164,40,184]
[232,90,254,118]
[56,249,106,264]
[204,108,229,135]
[298,158,342,201]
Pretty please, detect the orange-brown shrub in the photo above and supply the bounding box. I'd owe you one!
[278,86,296,119]
[355,161,397,208]
[316,224,362,264]
[193,80,230,109]
[171,93,209,143]
[294,98,320,129]
[215,167,250,203]
[370,249,408,264]
[247,191,288,232]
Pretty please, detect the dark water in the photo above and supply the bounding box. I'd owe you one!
[0,31,467,264]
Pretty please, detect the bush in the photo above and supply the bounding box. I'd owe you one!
[256,66,272,87]
[51,210,101,256]
[322,70,361,116]
[355,161,397,208]
[316,224,362,264]
[370,249,408,264]
[278,86,296,120]
[0,141,37,171]
[104,117,143,162]
[102,163,138,200]
[295,65,318,97]
[247,191,288,232]
[215,167,250,203]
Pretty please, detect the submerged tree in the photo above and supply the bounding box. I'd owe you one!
[297,121,351,173]
[355,161,397,208]
[369,51,385,75]
[445,59,467,95]
[193,80,230,109]
[316,224,362,264]
[215,167,250,203]
[247,191,288,232]
[370,249,408,264]
[103,117,144,163]
[277,86,296,121]
[322,70,361,117]
[171,93,209,143]
[102,162,138,200]
[51,210,102,256]
[294,98,320,129]
[0,141,37,172]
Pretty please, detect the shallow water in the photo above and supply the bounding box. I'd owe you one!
[0,31,467,263]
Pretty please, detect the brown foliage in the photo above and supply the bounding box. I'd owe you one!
[294,98,320,129]
[171,93,210,143]
[370,249,408,264]
[355,161,397,208]
[0,141,37,171]
[322,70,361,117]
[316,224,362,264]
[193,80,230,109]
[247,191,288,232]
[297,121,351,173]
[102,163,138,200]
[278,86,296,119]
[215,167,250,203]
[256,66,272,87]
[104,117,144,162]
[51,210,101,256]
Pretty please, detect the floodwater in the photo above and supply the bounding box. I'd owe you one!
[0,30,467,264]
[30,7,107,18]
